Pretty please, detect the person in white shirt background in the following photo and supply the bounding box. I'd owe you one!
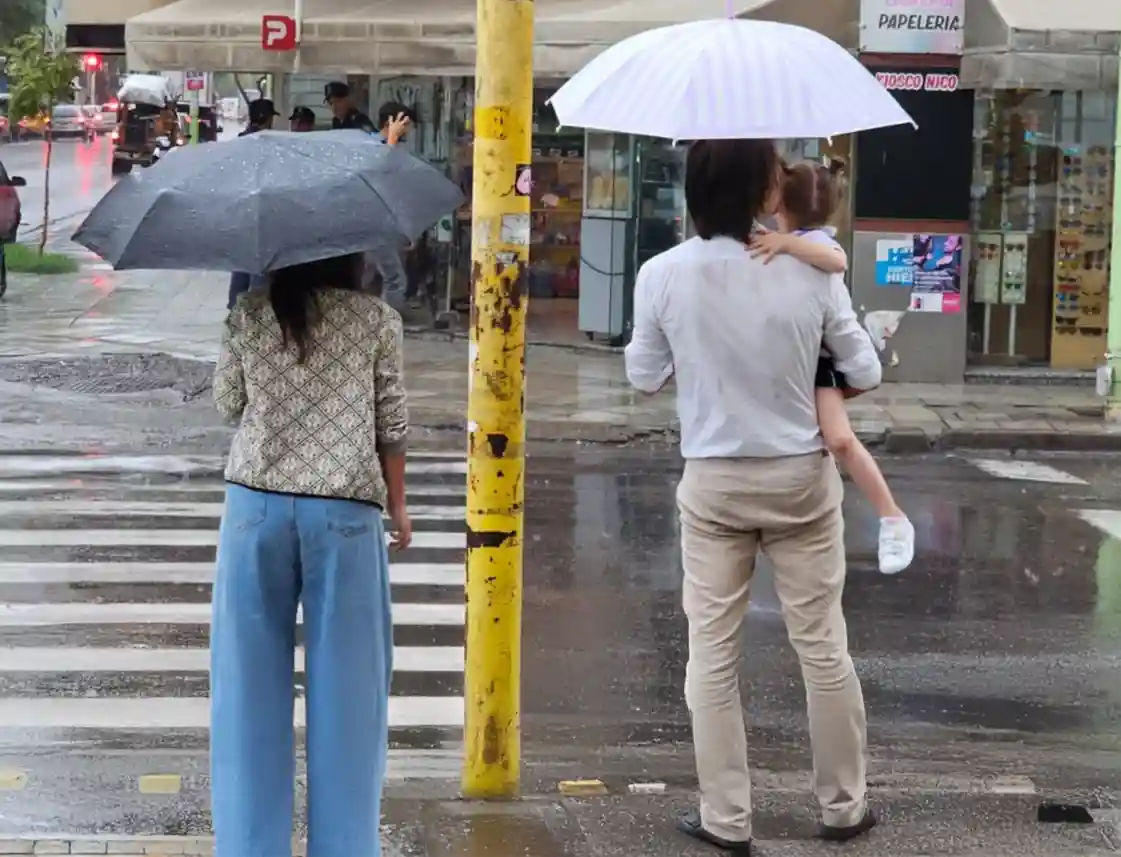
[624,139,881,852]
[749,159,915,575]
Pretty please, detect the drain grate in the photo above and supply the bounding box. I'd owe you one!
[0,354,215,396]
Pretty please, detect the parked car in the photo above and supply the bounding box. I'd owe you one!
[0,94,11,143]
[17,111,49,138]
[0,157,28,298]
[50,104,95,141]
[83,102,117,135]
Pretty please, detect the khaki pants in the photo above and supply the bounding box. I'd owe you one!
[677,453,867,842]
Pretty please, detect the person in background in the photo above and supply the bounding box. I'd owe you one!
[289,106,316,132]
[239,98,278,137]
[322,83,414,307]
[228,98,280,308]
[324,82,377,132]
[211,251,411,857]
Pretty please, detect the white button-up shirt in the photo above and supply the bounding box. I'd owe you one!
[624,236,881,459]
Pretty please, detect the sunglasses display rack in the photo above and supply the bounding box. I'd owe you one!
[1051,145,1112,369]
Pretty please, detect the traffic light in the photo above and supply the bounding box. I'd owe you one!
[82,54,102,71]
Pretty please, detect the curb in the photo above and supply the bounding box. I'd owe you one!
[868,427,1121,454]
[403,326,623,356]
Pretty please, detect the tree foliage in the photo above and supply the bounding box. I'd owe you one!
[3,27,80,254]
[4,27,79,121]
[0,0,45,47]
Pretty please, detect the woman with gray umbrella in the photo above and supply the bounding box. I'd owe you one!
[210,250,411,857]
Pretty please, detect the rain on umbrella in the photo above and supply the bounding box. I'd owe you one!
[548,18,917,141]
[72,130,465,276]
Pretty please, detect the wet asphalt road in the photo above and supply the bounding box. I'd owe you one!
[0,137,116,247]
[0,446,1118,836]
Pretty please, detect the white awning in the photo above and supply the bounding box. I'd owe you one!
[125,0,784,76]
[962,0,1121,89]
[988,0,1121,32]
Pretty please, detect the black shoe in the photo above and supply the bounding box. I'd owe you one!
[819,809,877,842]
[676,809,754,853]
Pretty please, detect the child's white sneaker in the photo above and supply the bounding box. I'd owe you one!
[878,516,914,575]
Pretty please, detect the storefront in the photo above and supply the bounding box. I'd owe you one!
[961,0,1120,372]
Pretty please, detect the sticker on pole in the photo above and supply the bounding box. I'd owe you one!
[185,70,205,92]
[515,165,532,196]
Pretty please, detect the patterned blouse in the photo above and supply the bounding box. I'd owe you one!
[213,288,408,509]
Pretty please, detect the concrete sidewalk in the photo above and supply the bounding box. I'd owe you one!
[1,790,1116,857]
[0,268,1118,449]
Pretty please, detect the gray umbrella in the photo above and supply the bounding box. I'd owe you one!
[72,130,465,275]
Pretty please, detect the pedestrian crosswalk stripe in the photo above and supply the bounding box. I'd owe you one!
[0,480,466,497]
[0,529,466,548]
[967,458,1087,485]
[0,501,465,520]
[0,561,464,585]
[0,601,465,627]
[0,454,466,735]
[1075,509,1121,540]
[0,646,465,672]
[0,452,466,478]
[0,696,464,729]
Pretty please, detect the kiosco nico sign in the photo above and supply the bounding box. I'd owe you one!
[875,71,959,92]
[859,0,965,55]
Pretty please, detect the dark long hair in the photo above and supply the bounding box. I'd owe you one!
[268,253,362,363]
[685,139,780,240]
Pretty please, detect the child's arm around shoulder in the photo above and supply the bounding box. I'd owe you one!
[750,229,848,274]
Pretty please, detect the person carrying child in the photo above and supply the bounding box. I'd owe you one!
[749,158,914,575]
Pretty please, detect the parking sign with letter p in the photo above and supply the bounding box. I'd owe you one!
[262,15,297,51]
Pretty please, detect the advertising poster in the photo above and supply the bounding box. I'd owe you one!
[910,234,962,313]
[874,239,913,286]
[875,234,963,313]
[973,232,1003,304]
[1000,232,1028,305]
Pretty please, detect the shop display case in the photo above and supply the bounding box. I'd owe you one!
[578,132,634,340]
[1051,142,1111,369]
[633,139,687,269]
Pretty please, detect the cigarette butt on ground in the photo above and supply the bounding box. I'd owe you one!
[559,779,608,796]
[629,782,667,795]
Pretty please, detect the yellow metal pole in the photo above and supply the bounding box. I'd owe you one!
[461,0,534,799]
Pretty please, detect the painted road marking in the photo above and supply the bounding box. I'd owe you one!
[0,480,466,498]
[0,601,464,626]
[1076,509,1121,541]
[967,458,1087,485]
[0,696,464,728]
[0,529,466,549]
[0,770,27,790]
[0,501,464,520]
[0,561,464,585]
[137,774,181,795]
[0,646,464,672]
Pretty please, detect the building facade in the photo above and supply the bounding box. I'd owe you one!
[65,0,1121,377]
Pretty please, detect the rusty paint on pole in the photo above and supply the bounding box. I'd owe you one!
[461,0,534,799]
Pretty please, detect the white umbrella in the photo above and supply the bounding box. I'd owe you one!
[548,18,916,141]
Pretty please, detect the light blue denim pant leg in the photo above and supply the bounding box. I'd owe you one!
[211,484,393,857]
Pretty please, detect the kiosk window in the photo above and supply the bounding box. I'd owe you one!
[855,73,973,222]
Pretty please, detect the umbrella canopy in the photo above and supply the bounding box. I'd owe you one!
[73,130,465,275]
[548,18,917,140]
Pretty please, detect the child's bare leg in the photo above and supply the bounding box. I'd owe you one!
[817,387,914,575]
[816,388,901,518]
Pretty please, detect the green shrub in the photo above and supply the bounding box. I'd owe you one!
[2,243,80,275]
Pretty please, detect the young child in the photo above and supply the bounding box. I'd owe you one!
[750,159,914,575]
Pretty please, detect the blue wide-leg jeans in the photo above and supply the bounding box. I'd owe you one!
[211,484,393,857]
